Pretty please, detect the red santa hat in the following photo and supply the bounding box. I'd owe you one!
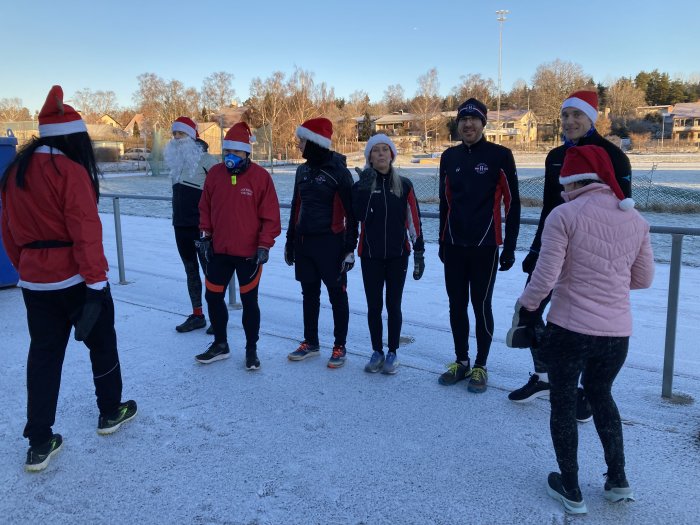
[38,85,87,137]
[172,116,198,139]
[223,122,255,153]
[296,117,332,149]
[561,90,599,124]
[559,145,635,210]
[364,134,398,163]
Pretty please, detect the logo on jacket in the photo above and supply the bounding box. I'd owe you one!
[240,188,253,196]
[314,174,326,184]
[475,163,489,175]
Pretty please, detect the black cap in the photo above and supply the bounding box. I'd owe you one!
[457,98,488,125]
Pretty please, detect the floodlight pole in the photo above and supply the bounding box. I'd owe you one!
[496,9,509,145]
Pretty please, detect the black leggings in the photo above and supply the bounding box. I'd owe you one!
[443,244,498,367]
[544,323,629,485]
[360,256,409,352]
[174,226,205,310]
[205,254,261,349]
[22,284,123,447]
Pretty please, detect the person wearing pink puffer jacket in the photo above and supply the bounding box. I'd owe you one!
[514,145,654,515]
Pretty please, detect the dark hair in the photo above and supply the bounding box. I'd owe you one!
[1,132,101,201]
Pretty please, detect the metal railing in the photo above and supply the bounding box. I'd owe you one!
[102,194,700,399]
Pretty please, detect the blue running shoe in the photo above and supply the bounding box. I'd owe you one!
[381,352,399,375]
[364,351,385,373]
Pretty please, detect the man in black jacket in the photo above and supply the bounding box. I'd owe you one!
[284,118,358,369]
[438,98,521,393]
[508,90,632,413]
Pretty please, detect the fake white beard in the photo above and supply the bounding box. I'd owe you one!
[163,137,203,181]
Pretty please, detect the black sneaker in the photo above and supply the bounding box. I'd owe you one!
[195,342,230,364]
[508,374,550,403]
[245,347,260,371]
[576,388,593,423]
[438,362,471,385]
[604,472,635,502]
[176,314,206,333]
[25,434,63,472]
[97,400,138,435]
[546,472,588,514]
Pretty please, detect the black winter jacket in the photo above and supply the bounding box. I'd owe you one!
[352,169,424,259]
[439,137,520,251]
[528,131,632,254]
[287,152,358,254]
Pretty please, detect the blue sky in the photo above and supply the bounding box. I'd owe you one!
[3,0,698,113]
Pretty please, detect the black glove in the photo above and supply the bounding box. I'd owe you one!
[75,285,109,341]
[499,248,515,271]
[195,236,213,266]
[413,250,425,280]
[356,168,376,192]
[522,250,538,275]
[340,253,355,273]
[252,247,269,265]
[506,301,544,349]
[284,241,294,266]
[438,243,445,263]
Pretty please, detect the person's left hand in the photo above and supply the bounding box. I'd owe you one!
[340,253,355,273]
[499,248,515,271]
[252,247,269,265]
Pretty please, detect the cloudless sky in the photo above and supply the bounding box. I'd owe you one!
[2,0,698,113]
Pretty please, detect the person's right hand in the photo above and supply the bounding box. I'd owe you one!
[521,251,538,274]
[284,242,295,266]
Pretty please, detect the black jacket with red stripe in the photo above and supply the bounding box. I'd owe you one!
[439,137,520,252]
[352,170,424,259]
[287,152,358,254]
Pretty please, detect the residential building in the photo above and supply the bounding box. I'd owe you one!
[670,102,700,146]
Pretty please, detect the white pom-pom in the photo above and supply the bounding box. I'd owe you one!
[619,198,635,211]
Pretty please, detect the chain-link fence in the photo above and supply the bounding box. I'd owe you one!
[402,164,700,213]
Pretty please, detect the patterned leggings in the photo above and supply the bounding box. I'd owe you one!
[543,323,629,486]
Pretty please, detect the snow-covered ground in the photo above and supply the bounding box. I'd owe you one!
[1,211,699,524]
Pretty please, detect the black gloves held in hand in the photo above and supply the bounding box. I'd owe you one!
[340,253,355,273]
[506,301,545,349]
[413,250,425,280]
[499,248,515,271]
[195,237,213,265]
[521,250,538,275]
[75,285,110,341]
[284,242,294,266]
[252,247,269,266]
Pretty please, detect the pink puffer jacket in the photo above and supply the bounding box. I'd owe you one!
[519,183,654,337]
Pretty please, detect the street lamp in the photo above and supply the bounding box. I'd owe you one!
[496,9,509,145]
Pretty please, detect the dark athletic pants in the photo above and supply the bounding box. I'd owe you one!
[443,244,498,367]
[360,255,409,352]
[544,323,629,486]
[205,254,261,349]
[294,233,349,347]
[174,226,205,310]
[22,283,123,447]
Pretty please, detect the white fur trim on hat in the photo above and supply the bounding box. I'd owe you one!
[559,172,601,185]
[561,97,598,124]
[364,134,398,163]
[296,125,332,149]
[222,140,252,153]
[619,198,635,211]
[172,121,197,139]
[38,119,88,137]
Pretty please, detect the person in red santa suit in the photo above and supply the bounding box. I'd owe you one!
[163,116,217,333]
[1,85,137,472]
[194,122,281,371]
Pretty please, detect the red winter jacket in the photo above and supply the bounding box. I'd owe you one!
[199,162,281,257]
[1,147,108,290]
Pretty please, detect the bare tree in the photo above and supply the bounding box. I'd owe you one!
[133,73,200,134]
[201,71,236,115]
[383,84,406,113]
[530,59,592,135]
[249,71,288,159]
[0,98,31,121]
[71,89,119,122]
[450,73,496,107]
[606,77,647,118]
[504,79,531,109]
[411,68,442,150]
